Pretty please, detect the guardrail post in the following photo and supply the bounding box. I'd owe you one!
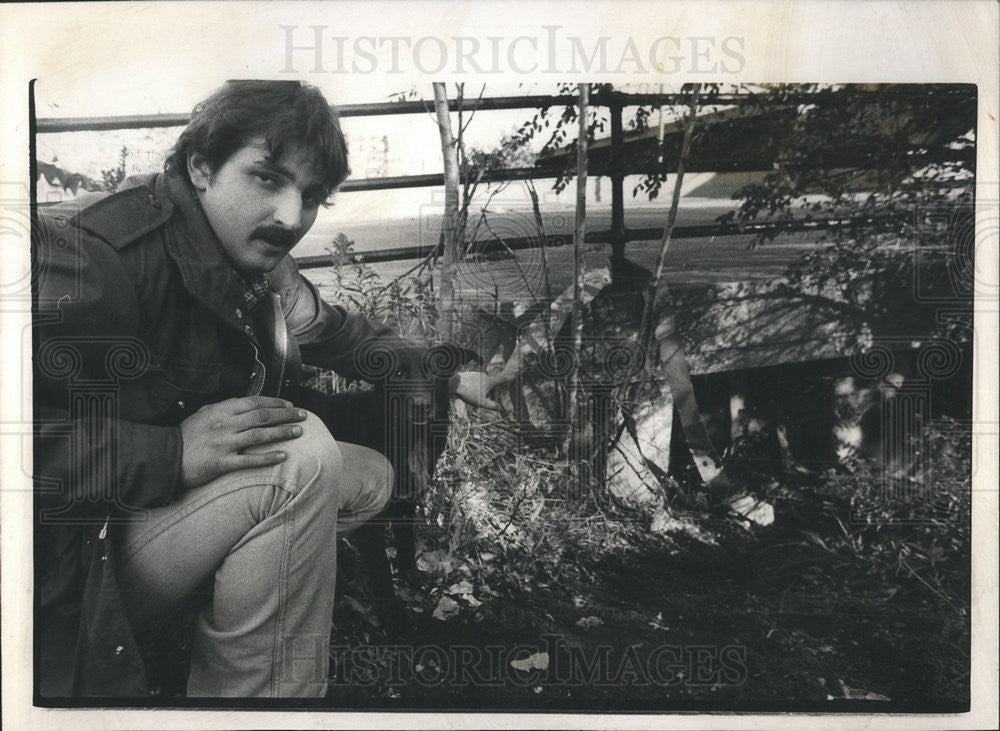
[609,93,626,266]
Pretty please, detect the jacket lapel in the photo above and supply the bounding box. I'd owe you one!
[153,172,246,330]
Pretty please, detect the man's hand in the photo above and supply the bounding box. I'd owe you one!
[451,371,503,412]
[179,396,308,489]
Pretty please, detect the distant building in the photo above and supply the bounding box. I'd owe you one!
[36,160,102,203]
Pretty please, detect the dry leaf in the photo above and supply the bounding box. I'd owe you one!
[432,596,460,621]
[510,651,549,672]
[446,579,474,596]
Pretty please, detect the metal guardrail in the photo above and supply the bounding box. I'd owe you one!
[34,88,976,134]
[36,95,573,133]
[338,159,770,193]
[30,93,746,133]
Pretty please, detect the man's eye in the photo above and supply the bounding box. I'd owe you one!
[254,173,278,186]
[303,192,328,209]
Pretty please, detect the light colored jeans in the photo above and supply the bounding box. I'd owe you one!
[117,412,392,698]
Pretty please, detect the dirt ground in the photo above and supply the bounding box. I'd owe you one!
[324,488,970,714]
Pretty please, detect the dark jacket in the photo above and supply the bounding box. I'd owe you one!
[33,170,394,699]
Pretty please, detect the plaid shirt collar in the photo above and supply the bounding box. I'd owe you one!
[233,271,272,311]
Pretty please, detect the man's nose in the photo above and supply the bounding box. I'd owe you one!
[272,188,304,230]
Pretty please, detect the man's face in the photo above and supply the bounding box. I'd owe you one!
[188,137,328,274]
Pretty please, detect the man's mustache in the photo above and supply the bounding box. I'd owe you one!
[251,225,299,249]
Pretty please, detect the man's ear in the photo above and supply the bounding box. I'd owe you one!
[187,153,215,192]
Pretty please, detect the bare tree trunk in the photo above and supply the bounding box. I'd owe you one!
[433,82,460,340]
[526,180,554,305]
[633,84,701,390]
[608,85,701,469]
[639,84,701,352]
[564,84,589,458]
[609,85,733,496]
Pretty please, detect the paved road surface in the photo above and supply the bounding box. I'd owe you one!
[296,202,743,258]
[298,201,820,302]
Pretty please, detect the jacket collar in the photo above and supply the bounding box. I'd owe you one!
[125,171,249,328]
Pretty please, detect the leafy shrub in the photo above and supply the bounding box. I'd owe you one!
[418,409,637,592]
[791,418,971,610]
[302,234,443,395]
[326,233,439,340]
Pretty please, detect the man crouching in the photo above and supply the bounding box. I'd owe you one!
[32,80,497,699]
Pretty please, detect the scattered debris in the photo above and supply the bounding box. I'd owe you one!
[431,596,460,620]
[418,549,456,576]
[510,651,550,672]
[833,679,891,701]
[446,579,475,596]
[648,612,670,632]
[726,495,775,526]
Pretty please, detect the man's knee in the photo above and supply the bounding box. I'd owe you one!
[354,445,393,515]
[336,443,394,529]
[250,411,392,520]
[293,410,345,476]
[246,410,343,497]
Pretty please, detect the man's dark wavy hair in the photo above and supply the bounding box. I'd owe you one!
[164,80,350,197]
